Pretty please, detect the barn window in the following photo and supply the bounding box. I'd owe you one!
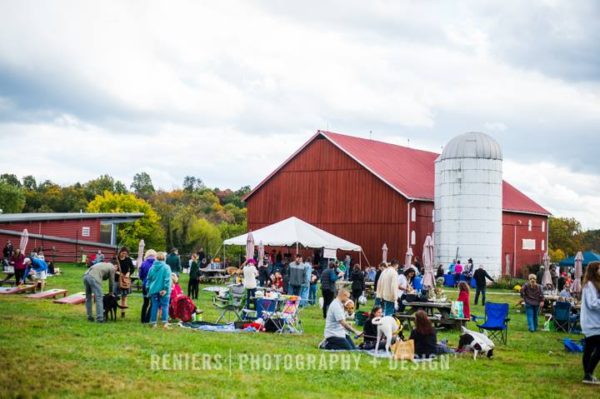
[541,240,545,251]
[411,230,416,245]
[81,226,90,237]
[528,220,532,232]
[522,239,536,250]
[542,221,545,233]
[411,207,416,222]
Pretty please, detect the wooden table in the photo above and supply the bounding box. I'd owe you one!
[199,268,231,284]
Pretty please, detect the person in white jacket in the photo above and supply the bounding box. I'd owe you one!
[581,261,600,385]
[243,259,259,309]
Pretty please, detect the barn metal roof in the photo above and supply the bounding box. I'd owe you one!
[245,130,551,216]
[0,213,144,223]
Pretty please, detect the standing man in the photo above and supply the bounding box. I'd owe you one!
[300,256,313,306]
[83,260,118,322]
[288,254,305,296]
[166,248,181,275]
[376,260,399,316]
[320,261,339,318]
[473,265,494,305]
[320,288,361,350]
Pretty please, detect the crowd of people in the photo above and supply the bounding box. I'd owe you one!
[3,238,599,384]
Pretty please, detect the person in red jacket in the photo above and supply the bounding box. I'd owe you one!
[457,281,471,319]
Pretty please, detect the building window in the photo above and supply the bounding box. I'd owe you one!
[542,221,545,233]
[411,230,416,245]
[99,223,112,244]
[81,226,90,237]
[522,239,536,250]
[528,220,532,232]
[542,240,545,251]
[411,207,416,222]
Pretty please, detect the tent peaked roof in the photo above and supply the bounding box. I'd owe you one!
[245,130,550,216]
[559,251,600,267]
[223,216,361,251]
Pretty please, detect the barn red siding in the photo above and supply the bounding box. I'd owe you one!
[247,136,409,265]
[502,213,548,277]
[0,218,112,262]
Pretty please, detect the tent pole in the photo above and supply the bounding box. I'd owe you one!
[296,242,299,255]
[361,250,371,268]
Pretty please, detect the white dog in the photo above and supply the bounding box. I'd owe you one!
[371,316,403,354]
[457,326,495,360]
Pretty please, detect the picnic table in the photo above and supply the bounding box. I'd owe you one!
[399,301,469,330]
[199,268,231,284]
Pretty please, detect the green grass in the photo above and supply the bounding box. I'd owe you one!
[0,263,596,399]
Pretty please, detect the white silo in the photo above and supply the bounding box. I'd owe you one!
[434,132,503,277]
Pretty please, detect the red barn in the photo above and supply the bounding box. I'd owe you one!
[0,213,143,263]
[244,131,550,277]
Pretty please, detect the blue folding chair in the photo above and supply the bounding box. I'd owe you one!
[553,301,579,333]
[471,302,510,345]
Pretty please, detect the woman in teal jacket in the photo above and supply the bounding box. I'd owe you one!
[147,252,172,329]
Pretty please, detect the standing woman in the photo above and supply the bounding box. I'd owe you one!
[188,253,200,300]
[147,252,173,329]
[350,264,365,310]
[10,248,25,286]
[520,274,544,332]
[115,247,134,318]
[139,249,156,324]
[581,261,600,385]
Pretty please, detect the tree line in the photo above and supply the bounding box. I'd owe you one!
[0,172,249,258]
[548,216,600,261]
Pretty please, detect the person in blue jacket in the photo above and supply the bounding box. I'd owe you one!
[24,256,48,291]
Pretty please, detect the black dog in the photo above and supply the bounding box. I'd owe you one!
[103,294,126,321]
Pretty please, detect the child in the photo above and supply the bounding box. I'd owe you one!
[457,281,471,319]
[271,272,283,291]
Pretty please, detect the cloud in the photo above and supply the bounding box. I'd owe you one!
[0,0,599,228]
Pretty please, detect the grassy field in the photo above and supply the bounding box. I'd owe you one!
[0,263,596,399]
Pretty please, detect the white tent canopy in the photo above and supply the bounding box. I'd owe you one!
[223,217,361,252]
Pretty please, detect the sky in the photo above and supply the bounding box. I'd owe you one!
[0,0,599,229]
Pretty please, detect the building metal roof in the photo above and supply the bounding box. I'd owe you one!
[0,213,144,223]
[245,130,551,216]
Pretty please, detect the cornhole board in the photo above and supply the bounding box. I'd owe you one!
[26,289,68,299]
[0,285,36,295]
[54,292,86,305]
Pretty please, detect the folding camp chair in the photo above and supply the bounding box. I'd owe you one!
[471,302,510,345]
[271,296,303,334]
[213,284,246,323]
[553,301,579,333]
[242,297,278,320]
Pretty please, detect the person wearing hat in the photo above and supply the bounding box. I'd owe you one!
[243,259,259,308]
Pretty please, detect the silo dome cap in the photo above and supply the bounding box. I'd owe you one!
[440,132,503,161]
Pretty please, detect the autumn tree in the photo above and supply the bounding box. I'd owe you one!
[87,192,165,250]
